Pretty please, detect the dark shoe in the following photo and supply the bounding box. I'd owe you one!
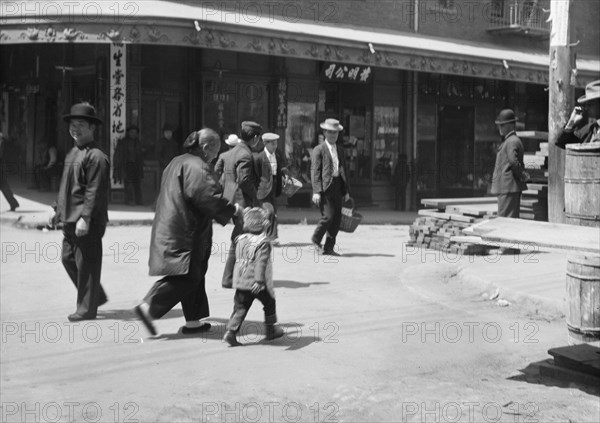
[9,205,18,212]
[322,250,341,256]
[223,330,241,346]
[67,313,95,322]
[99,297,108,307]
[134,305,157,336]
[181,323,211,334]
[266,324,284,340]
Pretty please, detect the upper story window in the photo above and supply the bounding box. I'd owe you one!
[438,0,456,9]
[491,0,505,18]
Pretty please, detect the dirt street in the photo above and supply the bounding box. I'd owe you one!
[1,223,598,422]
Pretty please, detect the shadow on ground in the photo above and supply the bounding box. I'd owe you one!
[508,359,600,397]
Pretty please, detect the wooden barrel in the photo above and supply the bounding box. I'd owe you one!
[566,254,600,347]
[565,142,600,227]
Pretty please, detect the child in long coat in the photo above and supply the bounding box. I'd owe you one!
[223,206,284,346]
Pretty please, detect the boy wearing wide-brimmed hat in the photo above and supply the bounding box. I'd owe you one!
[557,80,600,148]
[50,102,110,321]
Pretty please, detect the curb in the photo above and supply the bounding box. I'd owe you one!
[455,265,565,318]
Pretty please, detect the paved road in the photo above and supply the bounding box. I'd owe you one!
[1,224,598,422]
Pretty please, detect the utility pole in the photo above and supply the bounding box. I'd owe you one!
[548,0,575,223]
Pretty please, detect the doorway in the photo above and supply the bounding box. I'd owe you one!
[437,105,475,196]
[140,94,184,204]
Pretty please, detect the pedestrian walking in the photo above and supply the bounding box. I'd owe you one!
[214,134,241,181]
[113,125,145,205]
[254,132,288,241]
[310,118,351,256]
[221,121,262,288]
[134,128,242,336]
[0,132,20,211]
[50,103,110,321]
[490,109,528,218]
[556,80,600,148]
[223,206,284,346]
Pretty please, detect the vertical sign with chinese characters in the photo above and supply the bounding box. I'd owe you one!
[277,78,287,128]
[110,43,126,189]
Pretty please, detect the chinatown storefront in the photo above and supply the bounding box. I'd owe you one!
[1,1,597,209]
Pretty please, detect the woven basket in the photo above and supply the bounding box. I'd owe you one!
[282,175,303,197]
[340,198,362,233]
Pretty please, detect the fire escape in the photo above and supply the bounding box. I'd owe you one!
[487,0,550,38]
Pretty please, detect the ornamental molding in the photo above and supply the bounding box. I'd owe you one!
[0,22,595,87]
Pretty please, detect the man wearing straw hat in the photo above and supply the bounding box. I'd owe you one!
[311,118,350,256]
[556,80,600,148]
[490,109,528,218]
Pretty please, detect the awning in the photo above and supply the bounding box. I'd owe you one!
[1,0,598,86]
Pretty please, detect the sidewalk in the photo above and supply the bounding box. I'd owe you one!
[0,179,418,228]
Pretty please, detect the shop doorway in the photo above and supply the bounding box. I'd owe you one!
[437,105,475,197]
[141,93,184,204]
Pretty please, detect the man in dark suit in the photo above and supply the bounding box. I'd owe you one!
[556,80,600,148]
[134,129,241,336]
[50,103,110,321]
[311,118,351,256]
[490,109,528,218]
[221,121,262,288]
[254,132,288,240]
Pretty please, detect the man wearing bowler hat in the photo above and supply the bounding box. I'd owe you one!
[556,80,600,148]
[490,109,528,218]
[50,102,110,321]
[311,118,351,255]
[221,121,262,288]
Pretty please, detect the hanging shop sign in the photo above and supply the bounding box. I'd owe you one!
[277,78,287,128]
[110,43,126,189]
[321,63,372,83]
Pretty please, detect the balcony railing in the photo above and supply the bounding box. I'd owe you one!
[487,1,550,37]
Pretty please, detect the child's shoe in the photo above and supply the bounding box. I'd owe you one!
[223,330,241,346]
[266,324,284,340]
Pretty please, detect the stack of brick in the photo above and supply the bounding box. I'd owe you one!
[521,135,549,221]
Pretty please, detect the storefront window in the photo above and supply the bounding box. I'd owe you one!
[373,106,400,183]
[285,102,315,185]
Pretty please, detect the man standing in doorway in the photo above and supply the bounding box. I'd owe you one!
[114,125,144,205]
[51,103,110,321]
[490,109,528,218]
[311,118,350,256]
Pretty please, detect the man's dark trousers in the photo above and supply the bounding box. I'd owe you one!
[144,237,212,321]
[497,193,521,218]
[61,223,108,318]
[312,176,344,252]
[222,215,244,288]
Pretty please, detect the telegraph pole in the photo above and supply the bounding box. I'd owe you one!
[548,0,575,223]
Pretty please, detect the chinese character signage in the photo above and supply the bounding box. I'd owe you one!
[110,43,126,189]
[277,78,287,128]
[322,63,372,83]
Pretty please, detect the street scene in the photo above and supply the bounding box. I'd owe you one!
[1,0,600,422]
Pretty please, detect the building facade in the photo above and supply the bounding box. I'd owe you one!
[1,0,598,208]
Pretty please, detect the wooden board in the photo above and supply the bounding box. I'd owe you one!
[446,203,498,217]
[516,131,549,140]
[418,209,475,223]
[548,344,600,377]
[421,197,497,209]
[464,217,600,253]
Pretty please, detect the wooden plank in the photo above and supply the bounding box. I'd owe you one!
[548,344,600,377]
[421,197,497,209]
[446,203,498,217]
[516,131,549,140]
[463,217,600,253]
[527,183,548,191]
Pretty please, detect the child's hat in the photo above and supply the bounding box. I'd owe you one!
[243,207,269,233]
